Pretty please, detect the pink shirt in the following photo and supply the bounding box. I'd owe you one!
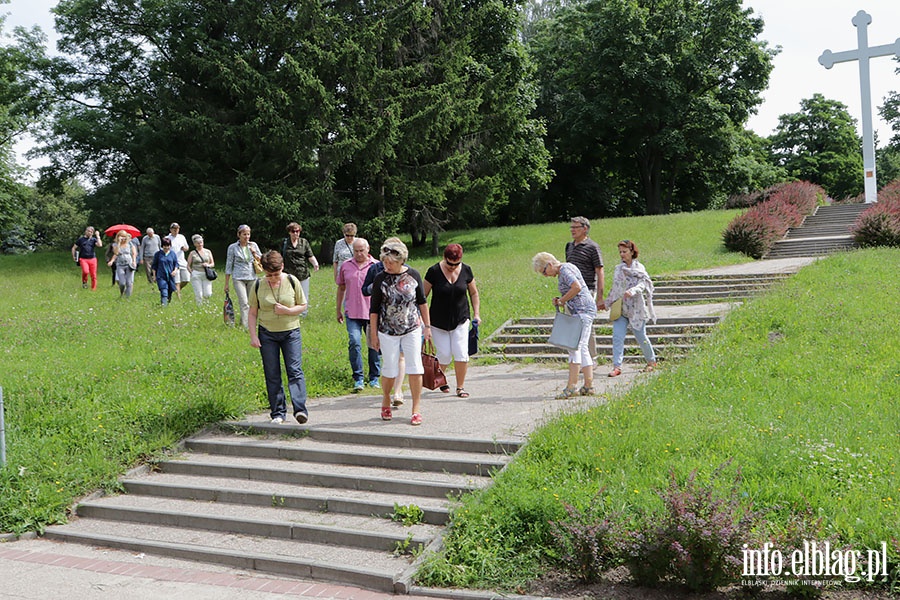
[338,255,377,319]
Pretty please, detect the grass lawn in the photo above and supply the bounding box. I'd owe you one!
[0,208,753,537]
[416,248,900,591]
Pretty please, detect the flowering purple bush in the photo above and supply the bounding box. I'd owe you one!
[548,491,620,583]
[852,180,900,248]
[723,181,824,258]
[620,464,758,592]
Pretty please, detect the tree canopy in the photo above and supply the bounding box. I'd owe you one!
[528,0,776,216]
[35,0,550,249]
[768,93,864,200]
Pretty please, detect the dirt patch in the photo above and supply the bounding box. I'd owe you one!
[525,568,893,600]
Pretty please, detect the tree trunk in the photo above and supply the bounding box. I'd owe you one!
[638,151,664,215]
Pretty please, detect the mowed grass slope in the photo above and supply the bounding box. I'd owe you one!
[1,209,748,534]
[417,248,900,590]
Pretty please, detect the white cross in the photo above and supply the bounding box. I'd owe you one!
[819,10,900,203]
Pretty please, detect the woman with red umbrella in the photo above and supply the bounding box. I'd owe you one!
[107,230,138,297]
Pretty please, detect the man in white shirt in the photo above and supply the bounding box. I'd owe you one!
[167,222,191,291]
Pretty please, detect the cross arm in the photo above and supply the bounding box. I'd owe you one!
[819,39,900,69]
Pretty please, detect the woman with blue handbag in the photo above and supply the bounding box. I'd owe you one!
[533,252,597,398]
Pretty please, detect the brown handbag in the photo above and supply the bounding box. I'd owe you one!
[421,340,448,391]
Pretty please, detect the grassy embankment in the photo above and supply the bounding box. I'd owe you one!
[417,248,900,590]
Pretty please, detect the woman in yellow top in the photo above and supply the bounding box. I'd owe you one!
[249,251,309,425]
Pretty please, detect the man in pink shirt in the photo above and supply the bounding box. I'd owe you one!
[336,238,381,392]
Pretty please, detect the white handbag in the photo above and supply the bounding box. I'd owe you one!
[547,306,584,350]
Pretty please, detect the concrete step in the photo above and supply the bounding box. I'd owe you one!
[490,342,698,356]
[120,474,452,524]
[499,353,685,363]
[513,316,721,327]
[183,436,509,476]
[491,332,705,345]
[785,225,854,238]
[156,453,488,499]
[653,282,782,293]
[220,423,521,455]
[74,496,439,551]
[765,237,857,259]
[503,322,718,335]
[43,521,409,593]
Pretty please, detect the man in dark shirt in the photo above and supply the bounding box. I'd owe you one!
[565,216,604,309]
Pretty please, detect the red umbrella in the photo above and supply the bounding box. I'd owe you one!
[104,224,142,238]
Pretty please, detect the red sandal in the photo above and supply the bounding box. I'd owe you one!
[608,367,622,378]
[381,407,392,421]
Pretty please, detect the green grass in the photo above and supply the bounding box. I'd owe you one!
[0,208,747,536]
[415,248,900,590]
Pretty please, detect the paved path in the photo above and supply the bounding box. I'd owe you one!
[0,258,814,599]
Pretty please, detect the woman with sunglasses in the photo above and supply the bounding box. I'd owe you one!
[533,251,597,398]
[599,240,657,377]
[423,243,480,398]
[369,238,431,425]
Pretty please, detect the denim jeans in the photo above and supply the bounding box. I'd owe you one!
[258,325,308,419]
[611,316,656,368]
[346,317,381,384]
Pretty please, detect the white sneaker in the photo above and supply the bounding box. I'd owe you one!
[392,394,404,407]
[271,416,284,424]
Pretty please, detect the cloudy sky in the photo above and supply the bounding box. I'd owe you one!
[4,0,900,146]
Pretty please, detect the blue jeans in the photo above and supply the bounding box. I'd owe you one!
[612,316,656,368]
[346,317,381,384]
[258,326,307,419]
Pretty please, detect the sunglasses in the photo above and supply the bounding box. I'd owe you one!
[542,264,551,275]
[381,247,401,256]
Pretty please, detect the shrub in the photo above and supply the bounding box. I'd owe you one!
[620,464,758,592]
[723,181,824,258]
[548,490,620,583]
[852,185,900,248]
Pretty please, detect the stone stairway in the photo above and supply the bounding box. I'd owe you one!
[764,203,868,259]
[487,273,789,363]
[652,273,790,305]
[43,423,521,593]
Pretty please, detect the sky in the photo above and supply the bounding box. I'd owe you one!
[3,0,900,169]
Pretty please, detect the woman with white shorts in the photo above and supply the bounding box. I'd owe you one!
[423,243,481,398]
[369,238,432,426]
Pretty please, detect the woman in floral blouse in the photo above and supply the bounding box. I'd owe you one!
[369,238,432,426]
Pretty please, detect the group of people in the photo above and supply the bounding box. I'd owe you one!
[334,228,481,427]
[73,223,215,305]
[533,216,657,398]
[74,215,651,424]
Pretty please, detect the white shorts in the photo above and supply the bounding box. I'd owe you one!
[431,320,470,365]
[378,328,423,378]
[176,266,191,283]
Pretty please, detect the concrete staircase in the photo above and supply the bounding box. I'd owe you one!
[486,273,789,363]
[652,273,789,305]
[764,203,868,259]
[44,423,521,593]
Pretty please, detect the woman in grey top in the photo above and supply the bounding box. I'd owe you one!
[224,224,262,329]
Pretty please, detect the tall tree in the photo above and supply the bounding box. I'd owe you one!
[36,0,549,248]
[768,94,864,200]
[529,0,775,215]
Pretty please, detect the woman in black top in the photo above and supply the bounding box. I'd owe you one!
[423,244,481,398]
[71,226,103,290]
